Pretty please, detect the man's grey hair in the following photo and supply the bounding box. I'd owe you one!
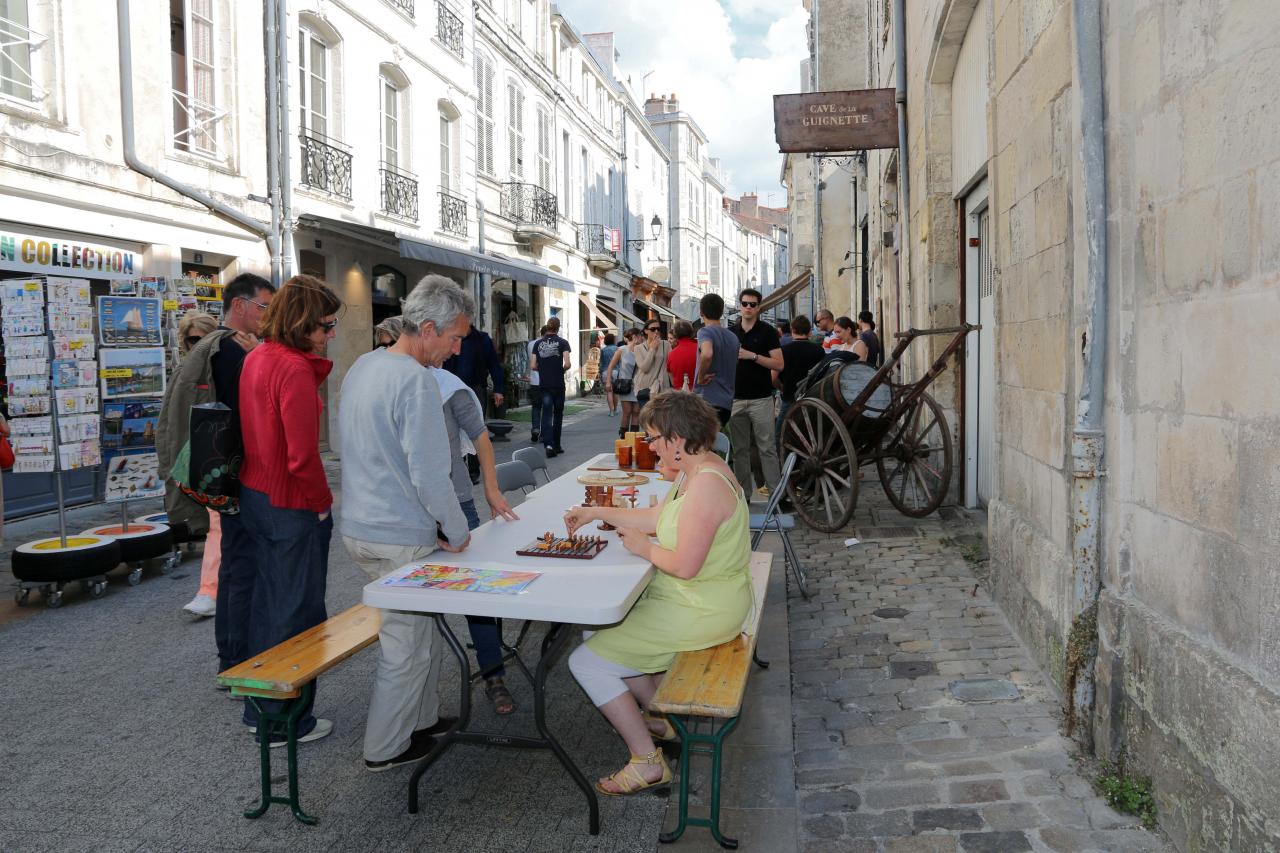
[401,274,475,336]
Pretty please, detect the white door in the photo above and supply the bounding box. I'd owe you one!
[963,179,994,506]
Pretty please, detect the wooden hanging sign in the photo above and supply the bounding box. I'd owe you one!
[773,88,899,153]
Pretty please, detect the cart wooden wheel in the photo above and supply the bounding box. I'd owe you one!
[876,392,953,517]
[780,398,858,533]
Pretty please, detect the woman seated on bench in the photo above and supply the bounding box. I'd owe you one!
[564,391,752,796]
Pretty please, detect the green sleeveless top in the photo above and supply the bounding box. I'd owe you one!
[585,465,753,672]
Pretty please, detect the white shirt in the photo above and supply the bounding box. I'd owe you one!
[527,339,540,386]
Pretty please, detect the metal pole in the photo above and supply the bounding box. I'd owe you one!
[53,470,67,548]
[264,0,282,287]
[893,0,911,335]
[276,0,294,279]
[477,199,489,330]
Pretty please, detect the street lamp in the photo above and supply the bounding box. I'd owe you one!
[626,214,664,255]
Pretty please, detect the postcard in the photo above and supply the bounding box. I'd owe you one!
[100,347,166,399]
[52,334,96,360]
[9,416,52,436]
[58,413,100,443]
[8,377,48,396]
[59,440,101,471]
[6,357,48,376]
[14,434,55,455]
[8,395,51,416]
[0,278,44,306]
[4,337,46,359]
[109,279,137,296]
[49,305,94,333]
[380,564,542,596]
[55,386,99,414]
[3,310,46,337]
[52,359,98,389]
[98,296,163,345]
[103,399,162,449]
[103,449,164,501]
[12,454,55,474]
[47,277,92,304]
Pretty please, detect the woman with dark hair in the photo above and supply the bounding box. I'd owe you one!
[236,274,343,745]
[833,315,869,361]
[564,391,752,795]
[605,328,642,438]
[666,320,697,391]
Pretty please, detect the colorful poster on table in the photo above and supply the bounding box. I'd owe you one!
[103,449,164,501]
[99,347,166,398]
[380,564,542,595]
[97,296,163,345]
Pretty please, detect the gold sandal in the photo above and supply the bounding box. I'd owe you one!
[595,749,672,796]
[643,711,679,743]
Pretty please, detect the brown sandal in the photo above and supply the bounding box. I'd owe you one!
[484,677,517,715]
[595,749,672,796]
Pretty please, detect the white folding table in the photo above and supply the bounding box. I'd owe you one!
[362,453,669,835]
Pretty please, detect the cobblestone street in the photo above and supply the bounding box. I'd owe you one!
[785,492,1170,853]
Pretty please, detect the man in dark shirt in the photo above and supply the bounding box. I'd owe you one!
[530,317,571,457]
[728,288,784,498]
[857,310,883,367]
[445,324,505,481]
[210,273,275,673]
[773,313,824,451]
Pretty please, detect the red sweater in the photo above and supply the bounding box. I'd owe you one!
[667,338,698,391]
[238,340,334,513]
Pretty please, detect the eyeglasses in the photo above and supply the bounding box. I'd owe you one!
[318,320,338,332]
[642,432,662,444]
[237,296,270,311]
[740,300,759,308]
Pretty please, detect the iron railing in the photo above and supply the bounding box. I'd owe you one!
[300,131,353,200]
[576,223,616,258]
[172,89,225,159]
[436,1,464,58]
[380,163,419,221]
[385,0,414,16]
[501,182,558,230]
[438,190,468,237]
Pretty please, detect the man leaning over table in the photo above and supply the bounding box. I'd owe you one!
[338,275,474,772]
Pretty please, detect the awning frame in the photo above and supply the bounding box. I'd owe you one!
[577,292,617,331]
[398,236,575,292]
[756,270,814,314]
[635,296,679,320]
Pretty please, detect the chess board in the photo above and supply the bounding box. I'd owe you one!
[516,534,609,560]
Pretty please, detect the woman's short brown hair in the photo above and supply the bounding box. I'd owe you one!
[259,275,342,351]
[640,391,721,455]
[673,320,694,340]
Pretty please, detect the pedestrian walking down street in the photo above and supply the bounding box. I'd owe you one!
[531,317,572,457]
[526,326,547,443]
[772,314,824,450]
[666,320,697,391]
[605,328,642,437]
[338,276,477,771]
[444,323,505,483]
[633,319,672,408]
[599,332,619,415]
[236,275,342,746]
[728,288,784,499]
[693,293,740,427]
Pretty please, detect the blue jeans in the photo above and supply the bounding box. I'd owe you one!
[539,387,566,449]
[529,388,543,437]
[238,486,332,736]
[460,499,504,678]
[215,510,255,673]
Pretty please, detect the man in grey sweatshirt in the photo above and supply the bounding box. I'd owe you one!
[338,274,475,772]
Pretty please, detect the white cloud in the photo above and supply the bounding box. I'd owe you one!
[556,0,808,203]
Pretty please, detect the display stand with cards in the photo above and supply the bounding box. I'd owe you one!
[4,276,121,608]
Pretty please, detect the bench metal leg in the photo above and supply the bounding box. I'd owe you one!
[242,683,317,825]
[659,714,741,850]
[780,528,810,599]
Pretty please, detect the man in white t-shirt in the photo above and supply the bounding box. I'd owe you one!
[525,325,547,443]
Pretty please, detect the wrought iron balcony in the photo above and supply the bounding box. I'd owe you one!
[438,189,468,237]
[380,163,419,221]
[300,131,353,200]
[576,223,619,272]
[384,0,414,16]
[436,1,464,58]
[501,182,558,243]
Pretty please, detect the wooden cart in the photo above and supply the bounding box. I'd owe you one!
[779,324,979,533]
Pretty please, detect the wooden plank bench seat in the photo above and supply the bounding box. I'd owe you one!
[217,603,381,824]
[651,551,772,850]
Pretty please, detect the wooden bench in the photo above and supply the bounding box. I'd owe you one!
[216,603,381,824]
[651,551,772,850]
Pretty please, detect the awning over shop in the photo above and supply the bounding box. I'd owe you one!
[635,296,679,320]
[399,237,574,292]
[757,270,813,314]
[577,292,616,330]
[597,294,645,327]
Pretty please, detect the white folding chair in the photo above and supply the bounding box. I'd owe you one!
[749,452,809,598]
[512,446,552,484]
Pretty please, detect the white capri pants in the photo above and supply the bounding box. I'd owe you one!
[568,633,645,707]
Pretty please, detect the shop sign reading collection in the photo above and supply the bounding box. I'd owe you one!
[0,229,139,279]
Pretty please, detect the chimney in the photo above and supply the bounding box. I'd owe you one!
[740,193,759,218]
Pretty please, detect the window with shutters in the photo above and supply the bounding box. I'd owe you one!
[506,81,524,180]
[298,25,329,138]
[709,246,721,292]
[535,105,552,190]
[475,54,495,176]
[171,0,222,157]
[381,76,400,168]
[439,113,453,191]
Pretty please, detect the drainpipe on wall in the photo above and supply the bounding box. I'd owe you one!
[809,0,822,318]
[1065,0,1109,748]
[893,0,911,336]
[116,0,269,242]
[263,0,282,286]
[275,0,294,278]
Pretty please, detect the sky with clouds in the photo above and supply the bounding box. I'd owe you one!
[555,0,809,207]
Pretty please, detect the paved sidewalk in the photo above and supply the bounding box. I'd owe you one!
[786,490,1171,853]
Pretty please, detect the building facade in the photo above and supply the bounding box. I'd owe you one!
[812,0,1280,848]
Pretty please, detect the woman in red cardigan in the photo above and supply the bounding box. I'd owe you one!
[665,320,698,392]
[237,274,342,745]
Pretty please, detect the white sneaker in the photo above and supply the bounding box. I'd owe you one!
[182,594,216,617]
[251,718,334,749]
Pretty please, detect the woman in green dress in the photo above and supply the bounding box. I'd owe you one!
[565,391,752,796]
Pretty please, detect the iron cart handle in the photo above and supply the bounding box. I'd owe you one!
[892,323,982,339]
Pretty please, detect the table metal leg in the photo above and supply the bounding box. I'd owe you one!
[407,616,600,836]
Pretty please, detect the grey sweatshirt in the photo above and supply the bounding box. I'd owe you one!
[337,349,469,548]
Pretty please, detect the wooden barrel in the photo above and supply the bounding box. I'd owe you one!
[808,362,892,418]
